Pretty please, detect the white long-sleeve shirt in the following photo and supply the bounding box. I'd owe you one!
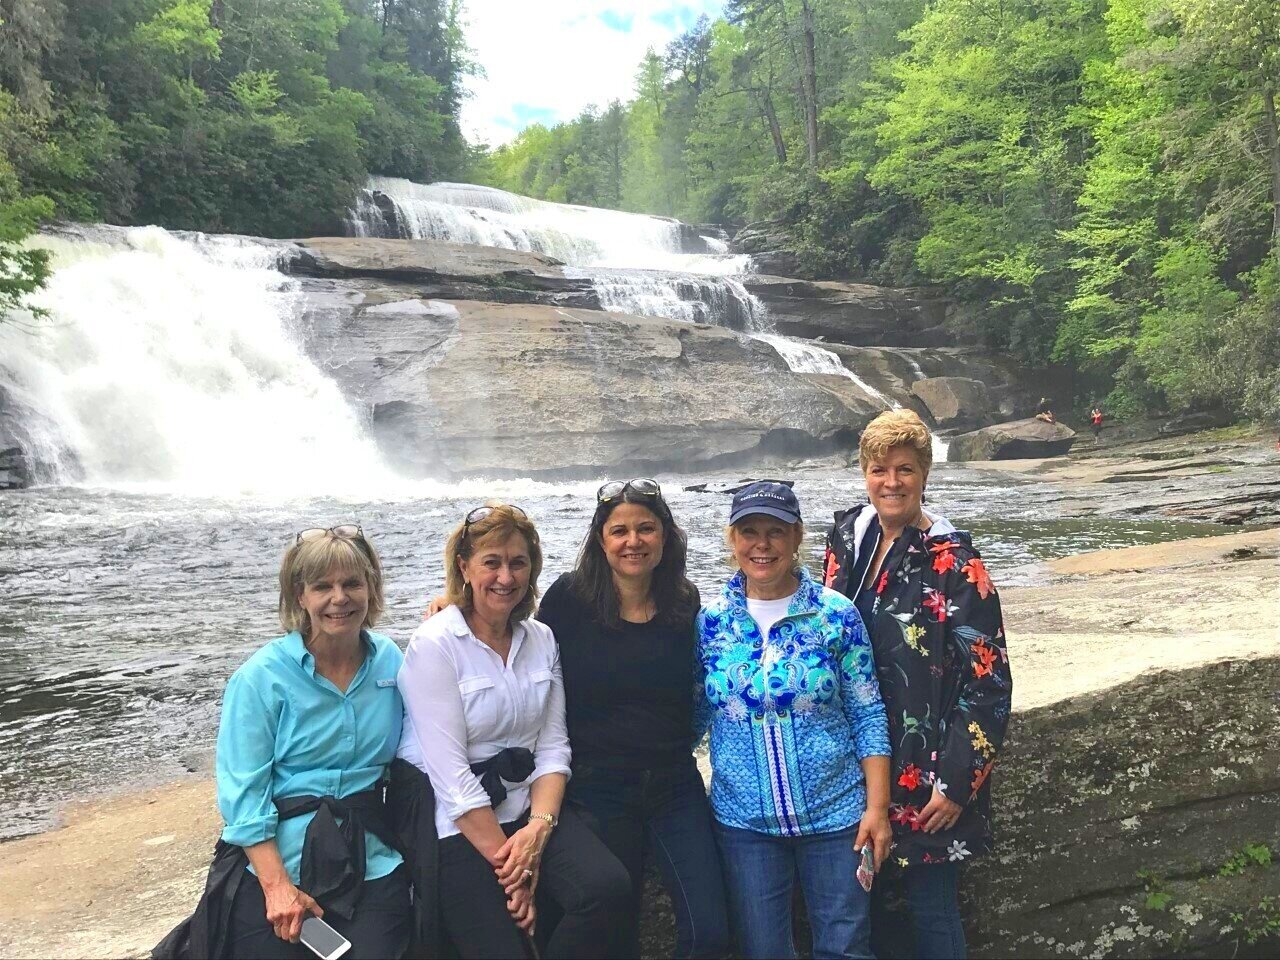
[396,604,572,839]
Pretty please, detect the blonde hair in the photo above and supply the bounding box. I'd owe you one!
[858,409,933,475]
[443,503,543,622]
[278,532,384,634]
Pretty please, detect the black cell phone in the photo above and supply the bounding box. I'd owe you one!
[300,916,351,960]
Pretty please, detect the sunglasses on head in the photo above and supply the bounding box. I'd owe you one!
[596,478,662,503]
[462,504,528,539]
[296,523,363,545]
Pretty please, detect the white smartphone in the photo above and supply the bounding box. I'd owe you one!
[300,916,352,960]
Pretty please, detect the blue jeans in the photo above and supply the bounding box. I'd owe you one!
[870,862,967,960]
[714,821,872,960]
[568,757,730,959]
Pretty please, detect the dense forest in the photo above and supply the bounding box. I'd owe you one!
[478,0,1280,423]
[2,0,1278,423]
[0,0,474,312]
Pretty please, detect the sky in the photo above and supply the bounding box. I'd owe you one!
[459,1,728,147]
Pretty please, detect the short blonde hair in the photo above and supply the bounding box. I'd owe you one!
[443,503,542,623]
[278,532,384,634]
[859,409,933,475]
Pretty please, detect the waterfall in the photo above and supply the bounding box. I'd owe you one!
[351,176,738,270]
[752,334,894,407]
[567,267,768,330]
[350,176,761,327]
[750,334,951,462]
[1,226,391,495]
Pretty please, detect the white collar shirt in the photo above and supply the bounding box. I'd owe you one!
[396,604,571,838]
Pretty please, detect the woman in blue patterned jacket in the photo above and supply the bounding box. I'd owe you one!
[695,482,892,960]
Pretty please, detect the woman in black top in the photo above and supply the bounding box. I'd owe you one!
[537,479,729,959]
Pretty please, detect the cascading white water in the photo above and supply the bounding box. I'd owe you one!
[752,334,895,407]
[351,176,762,327]
[752,334,951,462]
[1,227,392,495]
[354,176,746,270]
[567,267,769,331]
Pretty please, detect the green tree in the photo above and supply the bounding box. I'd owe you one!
[0,90,52,321]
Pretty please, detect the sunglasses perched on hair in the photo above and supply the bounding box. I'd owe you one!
[296,523,363,545]
[462,504,528,538]
[596,478,662,503]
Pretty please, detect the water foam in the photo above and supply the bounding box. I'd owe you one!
[751,334,895,407]
[351,177,754,276]
[2,227,393,496]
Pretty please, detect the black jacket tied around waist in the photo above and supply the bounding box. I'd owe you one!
[152,786,401,959]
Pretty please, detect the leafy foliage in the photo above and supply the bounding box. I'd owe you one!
[0,0,476,239]
[478,0,1280,423]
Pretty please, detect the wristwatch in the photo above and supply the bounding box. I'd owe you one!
[528,812,558,828]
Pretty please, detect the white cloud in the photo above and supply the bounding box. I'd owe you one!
[459,1,725,147]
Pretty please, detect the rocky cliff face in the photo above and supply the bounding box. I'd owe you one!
[742,275,952,346]
[295,294,885,477]
[7,227,1040,486]
[281,235,1004,478]
[291,236,601,309]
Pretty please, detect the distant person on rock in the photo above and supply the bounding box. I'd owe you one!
[1034,397,1056,424]
[397,504,631,959]
[1090,406,1104,439]
[696,481,892,959]
[824,410,1012,960]
[155,525,412,960]
[421,485,731,959]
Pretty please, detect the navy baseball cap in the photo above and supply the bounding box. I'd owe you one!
[729,481,802,525]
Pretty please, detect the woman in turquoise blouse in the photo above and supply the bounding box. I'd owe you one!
[216,525,410,959]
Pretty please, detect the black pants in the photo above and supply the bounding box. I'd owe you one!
[568,758,730,959]
[227,865,411,960]
[437,805,631,959]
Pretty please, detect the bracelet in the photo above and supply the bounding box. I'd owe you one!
[528,812,558,829]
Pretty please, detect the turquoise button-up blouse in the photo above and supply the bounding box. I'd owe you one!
[215,630,404,883]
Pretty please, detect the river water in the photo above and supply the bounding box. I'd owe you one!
[0,182,1219,839]
[0,469,1217,840]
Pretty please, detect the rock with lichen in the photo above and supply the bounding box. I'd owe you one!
[964,656,1280,959]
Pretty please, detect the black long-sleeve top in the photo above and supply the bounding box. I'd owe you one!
[537,573,699,770]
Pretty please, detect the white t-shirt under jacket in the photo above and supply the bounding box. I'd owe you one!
[396,604,572,839]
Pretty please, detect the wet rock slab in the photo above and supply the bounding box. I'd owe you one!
[290,236,600,309]
[984,434,1280,525]
[911,376,995,430]
[298,297,888,477]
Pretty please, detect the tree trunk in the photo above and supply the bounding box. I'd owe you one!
[1264,85,1280,261]
[754,87,788,164]
[799,0,819,167]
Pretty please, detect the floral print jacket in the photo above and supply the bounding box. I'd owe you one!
[824,504,1012,866]
[694,567,891,837]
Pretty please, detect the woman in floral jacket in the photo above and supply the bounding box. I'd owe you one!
[824,410,1012,960]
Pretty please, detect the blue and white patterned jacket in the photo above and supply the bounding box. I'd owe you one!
[695,567,891,836]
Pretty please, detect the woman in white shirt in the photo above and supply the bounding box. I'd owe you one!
[396,503,630,959]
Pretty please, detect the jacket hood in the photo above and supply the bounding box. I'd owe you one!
[838,502,963,569]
